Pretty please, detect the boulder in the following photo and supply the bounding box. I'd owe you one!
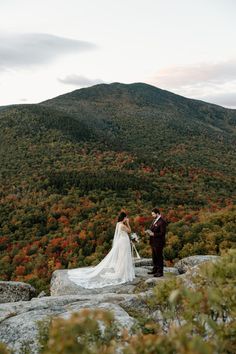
[174,255,219,274]
[0,293,136,354]
[0,281,36,303]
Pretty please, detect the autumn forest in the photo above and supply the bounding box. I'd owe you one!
[0,83,235,293]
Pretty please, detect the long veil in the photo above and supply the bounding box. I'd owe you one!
[68,222,134,289]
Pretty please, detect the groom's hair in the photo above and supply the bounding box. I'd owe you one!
[118,211,127,222]
[152,208,160,214]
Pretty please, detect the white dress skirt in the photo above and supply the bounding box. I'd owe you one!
[68,222,135,289]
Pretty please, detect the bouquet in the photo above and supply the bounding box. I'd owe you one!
[130,233,141,259]
[130,232,139,243]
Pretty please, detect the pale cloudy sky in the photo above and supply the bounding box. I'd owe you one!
[0,0,235,107]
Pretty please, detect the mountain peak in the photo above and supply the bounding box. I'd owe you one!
[40,81,185,108]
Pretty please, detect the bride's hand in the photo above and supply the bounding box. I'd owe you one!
[125,218,130,225]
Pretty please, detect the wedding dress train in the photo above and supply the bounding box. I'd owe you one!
[68,222,135,289]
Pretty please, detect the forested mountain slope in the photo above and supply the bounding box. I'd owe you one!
[0,82,235,292]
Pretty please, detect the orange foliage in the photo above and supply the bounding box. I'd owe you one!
[58,216,69,225]
[0,236,7,245]
[134,216,151,225]
[15,265,26,276]
[79,230,86,240]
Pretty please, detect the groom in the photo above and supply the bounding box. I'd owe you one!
[145,208,167,277]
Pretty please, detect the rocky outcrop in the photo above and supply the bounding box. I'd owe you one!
[50,262,179,296]
[0,281,36,303]
[0,255,219,353]
[0,293,136,354]
[174,255,219,274]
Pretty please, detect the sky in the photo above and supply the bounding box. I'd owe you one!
[0,0,235,108]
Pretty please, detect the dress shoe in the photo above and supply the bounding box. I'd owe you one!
[153,273,163,277]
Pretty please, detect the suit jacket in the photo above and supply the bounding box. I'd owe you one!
[150,217,166,247]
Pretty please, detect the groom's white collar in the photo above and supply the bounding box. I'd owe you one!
[153,214,161,224]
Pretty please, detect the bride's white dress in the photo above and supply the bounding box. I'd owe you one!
[68,222,135,289]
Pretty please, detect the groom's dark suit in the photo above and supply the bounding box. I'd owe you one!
[150,216,167,275]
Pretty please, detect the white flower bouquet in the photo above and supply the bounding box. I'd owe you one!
[130,232,139,243]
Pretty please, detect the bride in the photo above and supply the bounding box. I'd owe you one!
[68,212,135,289]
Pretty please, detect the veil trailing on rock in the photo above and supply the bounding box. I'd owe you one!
[68,222,135,289]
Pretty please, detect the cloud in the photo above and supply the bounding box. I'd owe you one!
[150,59,236,89]
[199,92,236,109]
[0,32,97,72]
[148,59,236,108]
[58,74,105,87]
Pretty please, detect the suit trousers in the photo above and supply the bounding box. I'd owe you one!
[151,245,164,275]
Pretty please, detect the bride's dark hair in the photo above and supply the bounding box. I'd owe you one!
[118,211,127,222]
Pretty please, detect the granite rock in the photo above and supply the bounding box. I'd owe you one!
[0,255,220,353]
[0,281,36,303]
[0,293,136,354]
[50,262,179,296]
[174,255,219,274]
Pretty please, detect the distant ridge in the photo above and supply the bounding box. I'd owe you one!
[0,82,235,171]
